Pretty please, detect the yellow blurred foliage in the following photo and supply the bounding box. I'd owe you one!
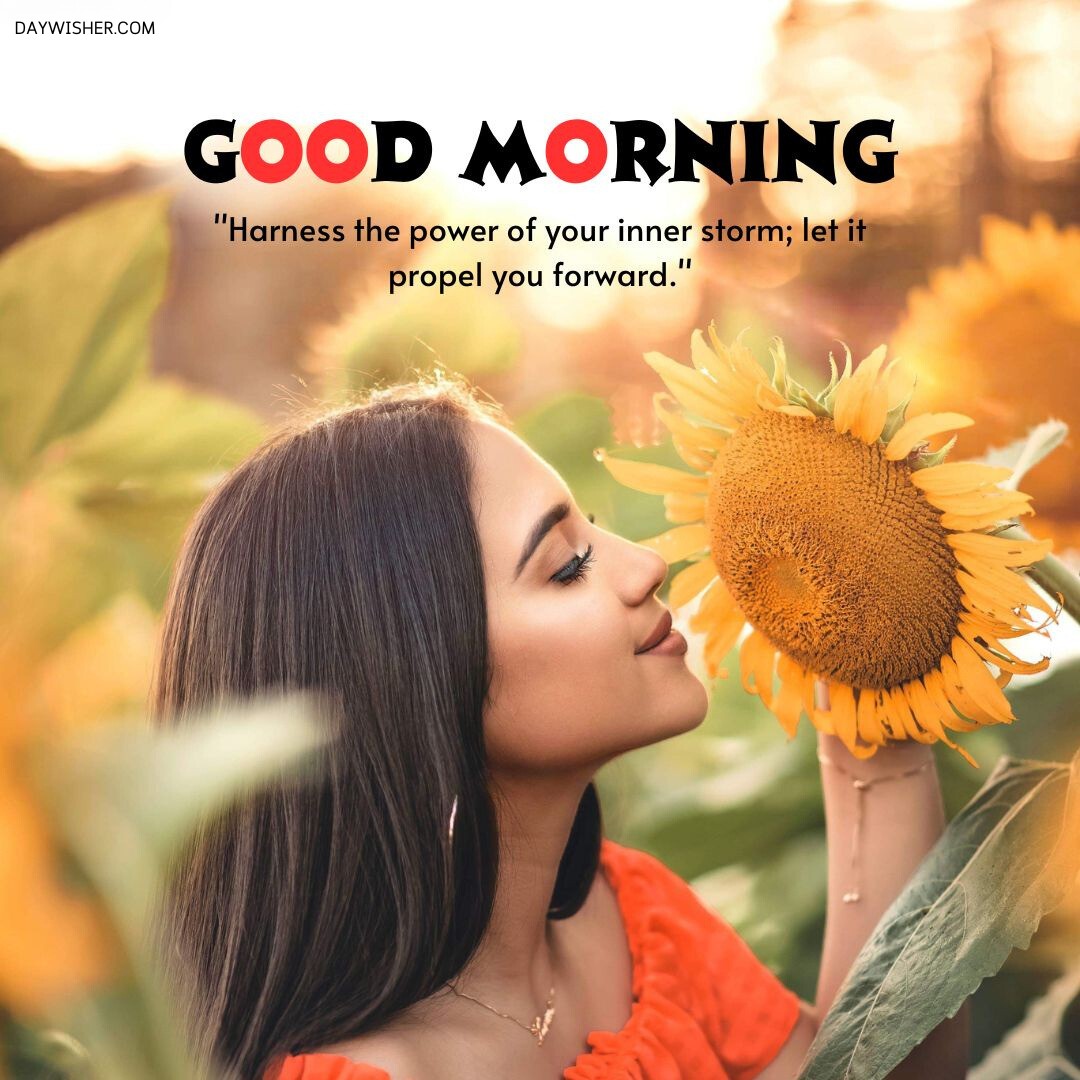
[36,594,158,735]
[0,768,116,1016]
[0,190,263,1030]
[0,647,118,1015]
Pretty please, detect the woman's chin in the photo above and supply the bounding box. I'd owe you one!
[626,675,711,751]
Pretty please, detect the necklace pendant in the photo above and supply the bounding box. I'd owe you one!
[532,1005,554,1046]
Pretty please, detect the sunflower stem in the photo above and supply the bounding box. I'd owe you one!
[1004,525,1080,627]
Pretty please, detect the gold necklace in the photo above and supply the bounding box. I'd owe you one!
[445,979,556,1046]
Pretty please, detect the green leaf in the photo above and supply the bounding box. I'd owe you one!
[626,739,824,879]
[969,959,1080,1079]
[31,694,324,1080]
[55,374,264,481]
[42,693,326,868]
[44,375,265,605]
[980,421,1070,491]
[798,751,1080,1080]
[0,189,172,478]
[0,376,264,648]
[323,284,520,397]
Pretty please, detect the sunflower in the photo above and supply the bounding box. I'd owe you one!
[598,326,1057,764]
[893,214,1080,545]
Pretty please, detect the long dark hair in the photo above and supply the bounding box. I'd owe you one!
[150,375,603,1079]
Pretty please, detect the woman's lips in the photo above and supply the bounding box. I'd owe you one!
[635,609,688,656]
[638,626,688,656]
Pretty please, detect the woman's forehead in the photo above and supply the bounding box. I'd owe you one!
[469,420,568,530]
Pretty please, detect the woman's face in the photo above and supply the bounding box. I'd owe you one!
[470,419,709,776]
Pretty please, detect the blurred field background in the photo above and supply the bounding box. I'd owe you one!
[1,0,1078,1075]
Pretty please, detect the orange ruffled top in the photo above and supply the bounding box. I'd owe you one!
[269,838,801,1080]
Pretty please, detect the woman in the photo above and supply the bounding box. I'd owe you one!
[152,375,968,1080]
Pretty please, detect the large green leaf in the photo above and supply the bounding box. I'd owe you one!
[970,960,1080,1079]
[798,751,1080,1080]
[0,189,172,478]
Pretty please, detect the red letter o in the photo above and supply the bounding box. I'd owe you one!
[240,119,303,183]
[545,120,607,183]
[307,119,369,183]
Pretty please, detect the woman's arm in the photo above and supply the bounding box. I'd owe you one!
[815,729,943,1011]
[759,696,969,1078]
[814,728,969,1077]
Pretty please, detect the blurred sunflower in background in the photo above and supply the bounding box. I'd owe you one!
[893,214,1080,549]
[599,327,1058,763]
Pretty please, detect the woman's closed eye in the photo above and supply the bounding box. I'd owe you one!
[551,543,594,586]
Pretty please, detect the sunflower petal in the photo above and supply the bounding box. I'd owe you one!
[939,653,999,725]
[644,350,742,425]
[947,531,1052,566]
[739,630,776,708]
[855,690,888,746]
[772,656,806,738]
[726,329,776,387]
[954,553,1052,616]
[755,382,788,409]
[957,567,1058,622]
[951,638,1016,723]
[888,685,936,743]
[939,504,1035,531]
[690,576,738,632]
[704,610,745,676]
[909,463,1014,496]
[905,677,953,742]
[769,338,791,397]
[958,621,1050,675]
[852,381,890,444]
[832,345,887,436]
[689,332,761,415]
[654,393,729,450]
[669,558,718,608]
[927,490,1032,515]
[825,683,860,754]
[598,453,708,497]
[663,493,706,524]
[804,676,831,733]
[904,679,978,764]
[923,669,981,733]
[884,413,974,460]
[884,358,917,411]
[637,524,709,565]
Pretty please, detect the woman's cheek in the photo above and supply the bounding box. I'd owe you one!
[484,601,629,766]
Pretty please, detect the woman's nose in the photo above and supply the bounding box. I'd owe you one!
[618,538,668,607]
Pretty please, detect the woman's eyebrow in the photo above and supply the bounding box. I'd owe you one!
[513,500,571,580]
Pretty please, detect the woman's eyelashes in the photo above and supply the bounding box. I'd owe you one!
[550,543,595,586]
